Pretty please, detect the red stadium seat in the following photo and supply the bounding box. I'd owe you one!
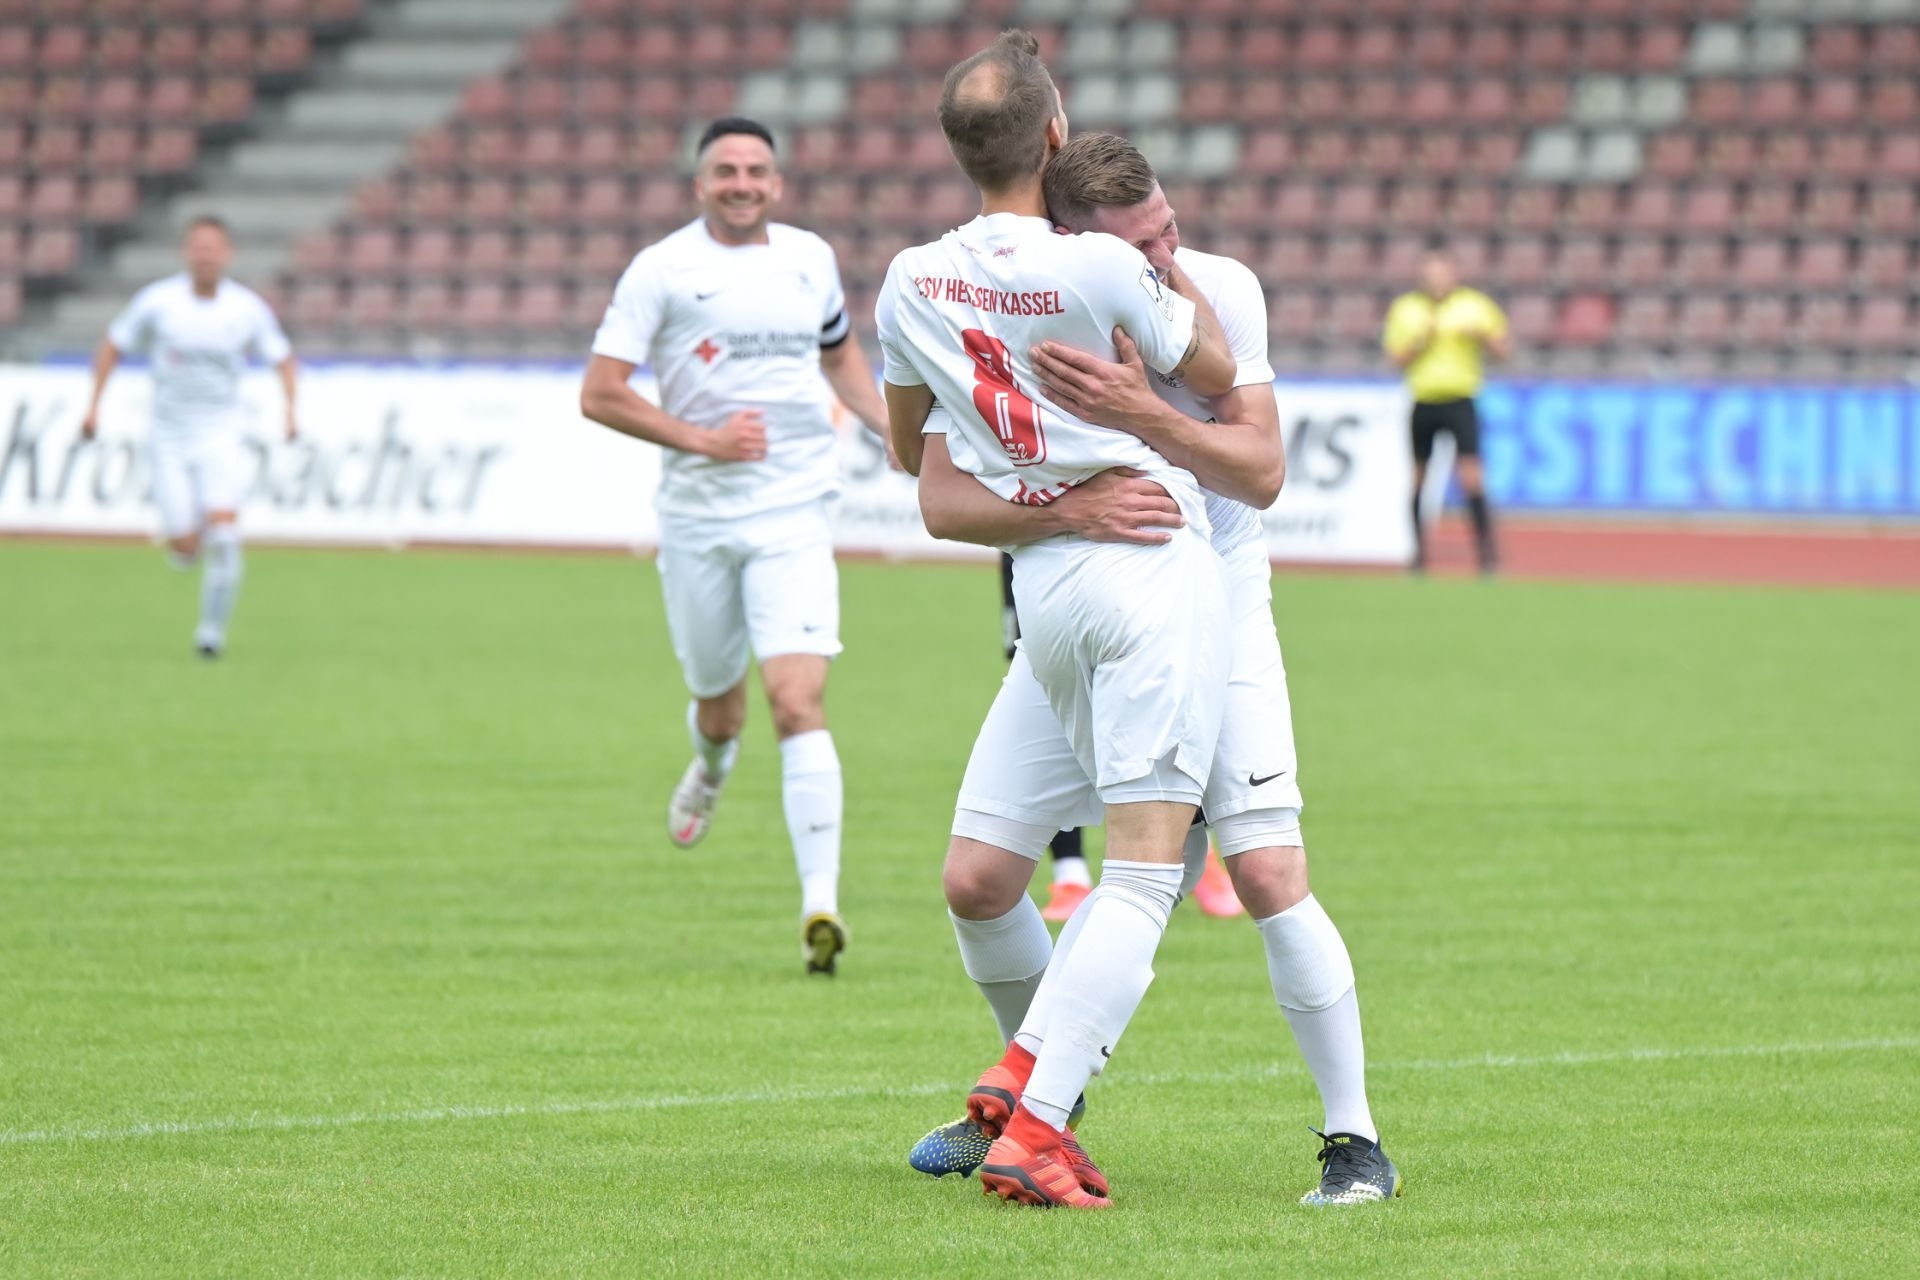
[1321,234,1374,286]
[1857,242,1912,291]
[1555,236,1610,288]
[1673,238,1728,288]
[1616,293,1673,345]
[1505,292,1555,344]
[1679,184,1735,234]
[1674,296,1731,347]
[1864,184,1917,235]
[1732,238,1788,291]
[1733,296,1790,349]
[1492,235,1550,288]
[1554,294,1614,346]
[1792,240,1851,291]
[1613,238,1669,289]
[1503,185,1559,233]
[1793,296,1850,347]
[404,227,457,278]
[1854,297,1911,352]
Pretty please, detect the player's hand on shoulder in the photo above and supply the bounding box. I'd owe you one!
[704,409,768,462]
[1030,329,1161,433]
[1054,467,1183,545]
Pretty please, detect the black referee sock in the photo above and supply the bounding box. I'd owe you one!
[1409,495,1426,569]
[1467,494,1496,567]
[1049,828,1084,861]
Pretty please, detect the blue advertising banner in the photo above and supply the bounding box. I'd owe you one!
[1478,383,1920,517]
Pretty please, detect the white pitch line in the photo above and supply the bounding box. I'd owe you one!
[4,1035,1914,1149]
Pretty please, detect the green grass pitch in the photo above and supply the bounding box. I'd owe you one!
[2,541,1916,1277]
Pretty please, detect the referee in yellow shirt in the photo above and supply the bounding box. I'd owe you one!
[1381,245,1510,574]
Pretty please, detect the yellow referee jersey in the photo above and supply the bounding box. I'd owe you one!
[1382,288,1508,403]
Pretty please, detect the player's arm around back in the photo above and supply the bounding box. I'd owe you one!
[918,434,1184,548]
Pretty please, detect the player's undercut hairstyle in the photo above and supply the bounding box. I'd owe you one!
[696,116,777,160]
[185,214,230,237]
[1042,133,1158,226]
[937,28,1059,193]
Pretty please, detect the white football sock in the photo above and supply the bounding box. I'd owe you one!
[951,899,1052,1044]
[1257,894,1376,1141]
[1050,854,1090,888]
[1020,859,1182,1131]
[686,702,739,782]
[196,524,243,648]
[1011,885,1094,1058]
[1177,821,1211,901]
[779,729,841,917]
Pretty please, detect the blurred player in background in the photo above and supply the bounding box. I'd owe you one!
[1382,245,1509,574]
[906,133,1396,1206]
[880,32,1245,1208]
[998,552,1093,920]
[579,117,891,977]
[80,215,297,659]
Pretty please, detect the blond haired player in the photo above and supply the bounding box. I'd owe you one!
[878,32,1254,1208]
[580,118,891,976]
[81,215,297,658]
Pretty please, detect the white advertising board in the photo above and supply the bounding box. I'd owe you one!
[0,365,1412,565]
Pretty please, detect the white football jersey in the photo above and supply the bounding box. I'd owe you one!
[1157,246,1275,559]
[918,244,1276,559]
[592,218,851,521]
[107,273,291,434]
[876,213,1207,527]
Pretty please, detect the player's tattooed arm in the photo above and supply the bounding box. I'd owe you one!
[1161,259,1235,395]
[918,435,1183,547]
[884,381,934,476]
[1031,332,1285,509]
[580,355,767,462]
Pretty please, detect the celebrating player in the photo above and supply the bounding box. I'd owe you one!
[905,133,1399,1206]
[579,118,891,976]
[80,215,296,659]
[877,31,1246,1208]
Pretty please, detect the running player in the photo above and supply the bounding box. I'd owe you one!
[579,118,891,976]
[80,215,296,658]
[907,134,1399,1206]
[878,31,1249,1208]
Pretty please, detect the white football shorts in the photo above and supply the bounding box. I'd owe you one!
[656,498,842,699]
[987,525,1231,814]
[953,537,1302,859]
[149,417,251,540]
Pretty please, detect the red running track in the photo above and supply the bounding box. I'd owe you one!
[1402,518,1920,589]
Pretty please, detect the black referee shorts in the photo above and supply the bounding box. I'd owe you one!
[1410,398,1482,464]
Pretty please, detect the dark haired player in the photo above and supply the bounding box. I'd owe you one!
[580,118,891,975]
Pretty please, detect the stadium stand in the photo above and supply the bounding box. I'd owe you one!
[5,0,1917,378]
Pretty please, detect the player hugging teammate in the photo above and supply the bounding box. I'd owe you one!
[880,31,1399,1208]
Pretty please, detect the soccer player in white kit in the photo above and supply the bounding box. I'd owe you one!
[80,215,297,658]
[876,32,1249,1207]
[579,118,891,977]
[905,134,1401,1206]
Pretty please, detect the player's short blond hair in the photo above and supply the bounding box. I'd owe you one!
[938,29,1058,193]
[1041,133,1158,227]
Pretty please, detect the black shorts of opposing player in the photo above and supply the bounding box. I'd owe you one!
[1409,398,1481,464]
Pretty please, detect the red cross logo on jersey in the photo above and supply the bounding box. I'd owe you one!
[694,338,721,364]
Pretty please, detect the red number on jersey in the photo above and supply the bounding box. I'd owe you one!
[962,328,1045,466]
